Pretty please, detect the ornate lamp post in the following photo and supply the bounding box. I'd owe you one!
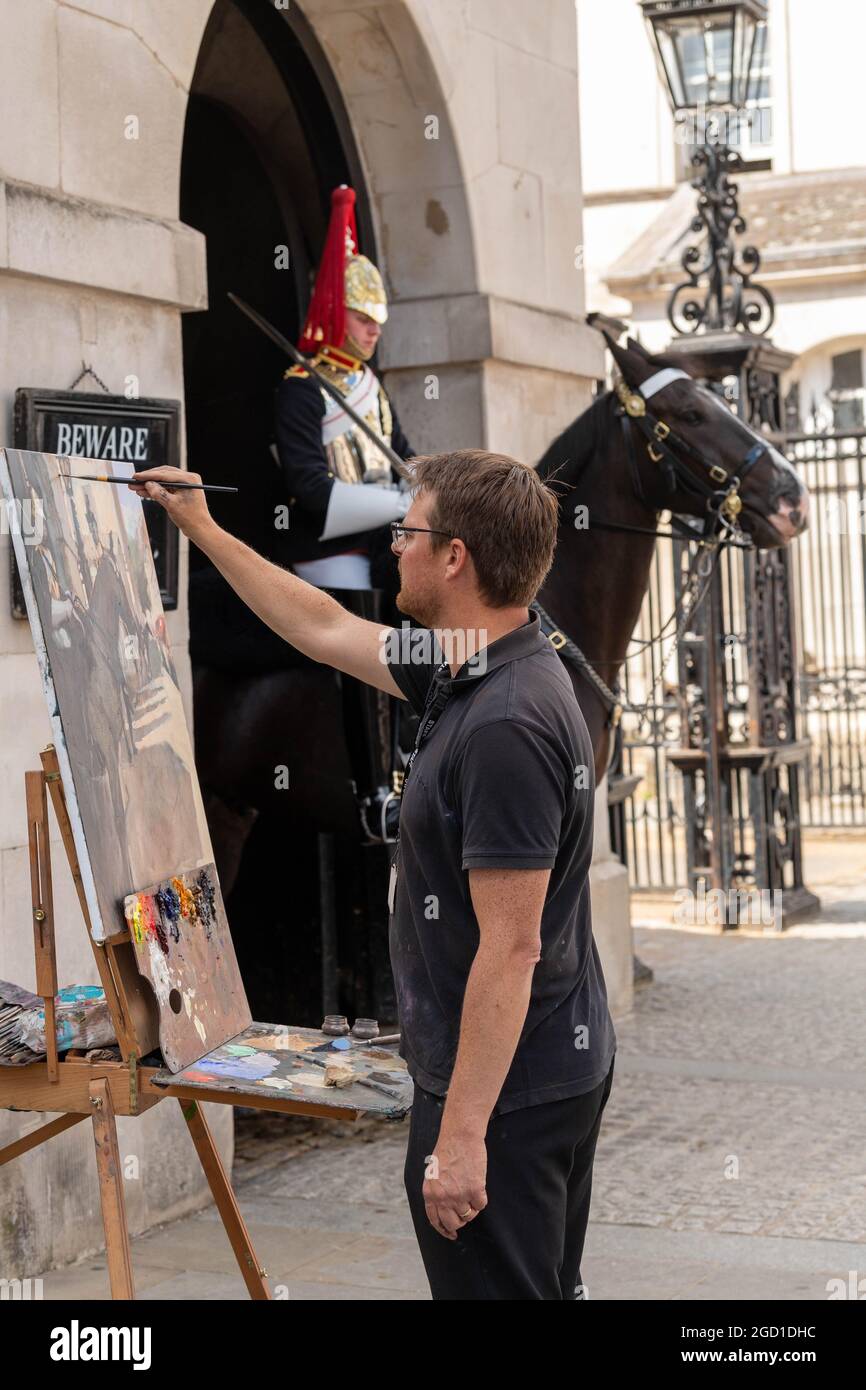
[640,0,773,336]
[630,0,819,925]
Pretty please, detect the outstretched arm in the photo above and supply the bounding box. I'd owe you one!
[128,468,405,699]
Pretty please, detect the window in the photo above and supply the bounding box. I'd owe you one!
[675,19,773,177]
[829,350,865,431]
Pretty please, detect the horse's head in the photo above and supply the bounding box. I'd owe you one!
[605,336,808,548]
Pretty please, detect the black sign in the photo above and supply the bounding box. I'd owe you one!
[10,388,181,618]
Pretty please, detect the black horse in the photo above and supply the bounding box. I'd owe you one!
[191,336,809,1018]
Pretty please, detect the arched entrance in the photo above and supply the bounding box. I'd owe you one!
[180,0,375,552]
[180,0,385,1022]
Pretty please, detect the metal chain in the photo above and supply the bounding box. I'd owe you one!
[68,362,112,394]
[619,539,723,726]
[613,535,719,659]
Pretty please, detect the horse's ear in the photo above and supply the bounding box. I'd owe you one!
[604,333,656,387]
[626,337,652,360]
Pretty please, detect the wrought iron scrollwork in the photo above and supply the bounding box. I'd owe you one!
[667,146,775,337]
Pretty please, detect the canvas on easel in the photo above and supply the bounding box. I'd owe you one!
[0,448,251,1065]
[0,447,411,1301]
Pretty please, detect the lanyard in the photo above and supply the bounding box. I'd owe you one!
[393,662,451,854]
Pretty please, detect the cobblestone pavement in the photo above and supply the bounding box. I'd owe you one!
[593,925,866,1246]
[40,846,866,1300]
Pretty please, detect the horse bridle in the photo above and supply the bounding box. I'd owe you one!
[615,366,768,539]
[533,366,769,747]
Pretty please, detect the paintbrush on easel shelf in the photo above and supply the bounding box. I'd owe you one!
[63,472,238,494]
[302,1053,402,1099]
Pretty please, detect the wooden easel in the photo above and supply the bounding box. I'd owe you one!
[0,746,271,1300]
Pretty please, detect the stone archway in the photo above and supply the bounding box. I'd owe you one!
[299,0,484,446]
[179,0,374,538]
[178,0,398,1023]
[300,1,479,304]
[298,1,601,464]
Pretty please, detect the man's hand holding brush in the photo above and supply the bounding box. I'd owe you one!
[128,468,216,545]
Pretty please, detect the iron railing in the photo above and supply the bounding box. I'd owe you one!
[611,428,866,890]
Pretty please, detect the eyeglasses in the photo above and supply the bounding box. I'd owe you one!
[389,523,458,553]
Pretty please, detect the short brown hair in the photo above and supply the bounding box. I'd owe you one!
[404,449,558,607]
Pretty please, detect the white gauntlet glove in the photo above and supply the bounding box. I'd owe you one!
[318,478,410,542]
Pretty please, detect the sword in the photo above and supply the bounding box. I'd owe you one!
[228,292,408,475]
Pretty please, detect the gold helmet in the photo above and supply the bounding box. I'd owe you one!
[345,253,388,326]
[298,187,388,352]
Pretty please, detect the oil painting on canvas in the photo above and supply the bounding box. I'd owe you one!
[0,448,219,945]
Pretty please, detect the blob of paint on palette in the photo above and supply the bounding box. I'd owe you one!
[193,1050,279,1082]
[311,1036,351,1053]
[125,867,219,954]
[253,1032,315,1052]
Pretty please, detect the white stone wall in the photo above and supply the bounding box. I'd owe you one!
[778,0,866,175]
[0,0,226,1279]
[577,0,675,198]
[576,0,676,321]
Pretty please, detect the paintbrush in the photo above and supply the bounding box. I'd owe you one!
[301,1053,403,1100]
[63,473,238,494]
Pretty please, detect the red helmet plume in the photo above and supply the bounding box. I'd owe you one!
[298,185,358,353]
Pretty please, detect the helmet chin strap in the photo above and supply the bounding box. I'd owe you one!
[342,329,375,362]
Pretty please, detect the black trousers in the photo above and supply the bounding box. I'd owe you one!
[404,1056,615,1300]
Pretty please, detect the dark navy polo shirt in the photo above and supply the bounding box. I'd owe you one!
[386,609,617,1114]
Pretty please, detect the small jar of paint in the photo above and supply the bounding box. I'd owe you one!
[351,1018,380,1040]
[321,1014,350,1036]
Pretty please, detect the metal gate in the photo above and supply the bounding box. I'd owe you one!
[611,427,866,891]
[787,430,866,828]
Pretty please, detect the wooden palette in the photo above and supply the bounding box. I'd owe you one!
[150,1023,413,1119]
[123,865,250,1073]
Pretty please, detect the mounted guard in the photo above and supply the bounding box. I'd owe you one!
[274,184,414,842]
